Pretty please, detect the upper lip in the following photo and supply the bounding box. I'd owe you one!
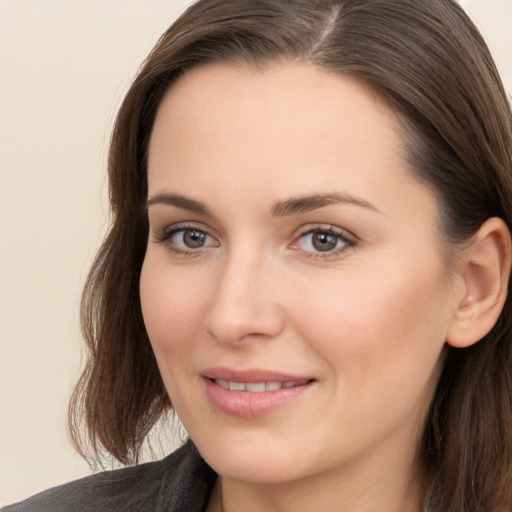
[201,367,314,383]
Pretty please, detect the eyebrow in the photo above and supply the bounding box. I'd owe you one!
[146,191,381,217]
[271,193,381,216]
[146,193,212,215]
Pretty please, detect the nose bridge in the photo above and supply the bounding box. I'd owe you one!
[205,244,285,345]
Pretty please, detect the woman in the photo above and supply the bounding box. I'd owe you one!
[4,0,512,510]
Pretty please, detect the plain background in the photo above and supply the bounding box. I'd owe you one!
[1,0,511,505]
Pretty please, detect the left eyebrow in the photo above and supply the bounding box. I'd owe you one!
[271,193,382,216]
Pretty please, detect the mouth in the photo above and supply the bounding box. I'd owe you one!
[212,378,311,392]
[201,368,315,418]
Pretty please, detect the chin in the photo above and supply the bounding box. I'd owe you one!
[207,452,306,484]
[189,425,318,484]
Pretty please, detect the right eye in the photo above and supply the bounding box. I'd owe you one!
[172,228,211,249]
[154,226,219,254]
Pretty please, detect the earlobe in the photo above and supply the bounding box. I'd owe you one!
[446,217,512,349]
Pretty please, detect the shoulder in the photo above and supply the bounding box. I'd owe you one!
[2,442,216,512]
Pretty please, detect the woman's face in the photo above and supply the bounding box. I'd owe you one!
[140,63,458,486]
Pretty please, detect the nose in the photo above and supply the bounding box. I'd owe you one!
[204,251,286,346]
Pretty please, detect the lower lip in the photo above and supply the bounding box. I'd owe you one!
[203,378,314,418]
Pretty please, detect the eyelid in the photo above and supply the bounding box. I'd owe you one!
[293,223,355,239]
[152,221,216,242]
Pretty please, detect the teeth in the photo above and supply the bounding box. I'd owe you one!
[216,379,229,389]
[266,381,282,391]
[245,382,266,392]
[214,379,308,392]
[228,381,245,391]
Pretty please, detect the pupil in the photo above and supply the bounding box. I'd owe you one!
[312,232,337,252]
[184,230,205,248]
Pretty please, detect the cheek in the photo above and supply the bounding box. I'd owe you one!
[139,257,208,360]
[286,260,450,452]
[290,257,450,385]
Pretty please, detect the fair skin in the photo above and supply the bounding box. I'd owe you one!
[140,62,510,511]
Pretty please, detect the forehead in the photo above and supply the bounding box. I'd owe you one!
[150,62,402,149]
[147,62,434,226]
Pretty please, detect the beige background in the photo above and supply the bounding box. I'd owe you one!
[1,0,511,505]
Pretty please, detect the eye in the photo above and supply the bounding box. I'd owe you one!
[302,231,340,252]
[291,226,355,257]
[175,228,211,249]
[153,225,219,254]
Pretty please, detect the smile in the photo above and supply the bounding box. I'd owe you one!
[213,379,310,392]
[202,369,315,418]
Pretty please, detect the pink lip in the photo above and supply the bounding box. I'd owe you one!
[201,367,315,418]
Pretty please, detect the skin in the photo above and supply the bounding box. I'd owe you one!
[140,62,464,512]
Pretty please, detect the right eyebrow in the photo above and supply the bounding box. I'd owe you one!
[146,193,211,216]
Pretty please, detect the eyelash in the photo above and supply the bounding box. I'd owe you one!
[152,223,356,260]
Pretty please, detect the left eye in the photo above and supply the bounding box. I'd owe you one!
[296,229,352,253]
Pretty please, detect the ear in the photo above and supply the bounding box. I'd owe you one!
[446,217,512,348]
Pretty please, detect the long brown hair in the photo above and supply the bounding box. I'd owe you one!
[69,1,512,509]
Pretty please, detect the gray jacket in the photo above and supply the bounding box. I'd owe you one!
[2,442,216,512]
